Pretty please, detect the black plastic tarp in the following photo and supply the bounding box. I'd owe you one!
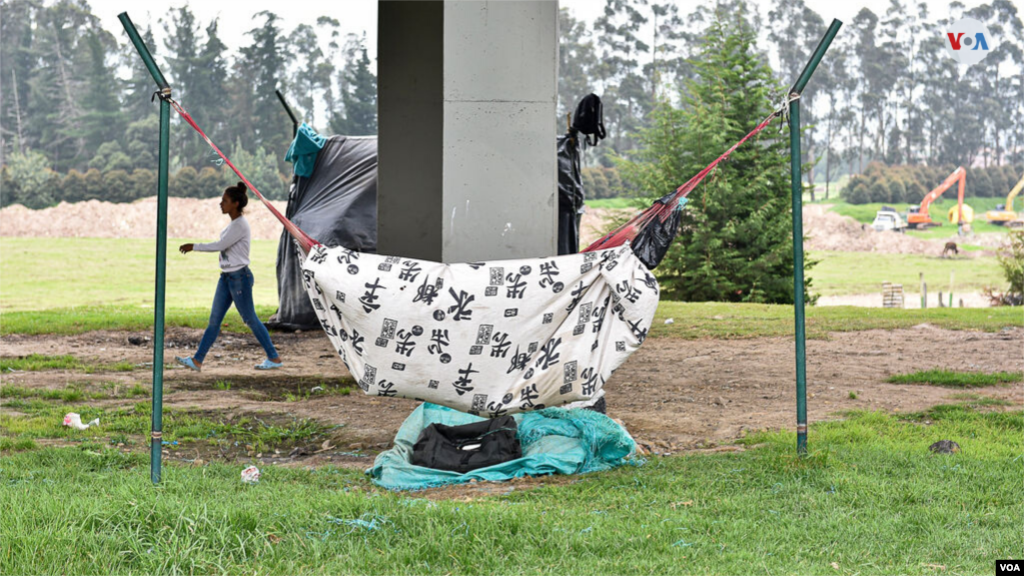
[268,135,377,331]
[557,133,584,255]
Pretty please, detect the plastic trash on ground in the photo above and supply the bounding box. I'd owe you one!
[241,466,261,484]
[63,413,99,430]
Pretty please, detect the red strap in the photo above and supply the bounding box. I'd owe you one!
[170,101,319,253]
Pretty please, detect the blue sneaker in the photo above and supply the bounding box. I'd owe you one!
[175,356,201,372]
[255,359,283,371]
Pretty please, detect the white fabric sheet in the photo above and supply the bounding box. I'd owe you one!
[301,243,658,416]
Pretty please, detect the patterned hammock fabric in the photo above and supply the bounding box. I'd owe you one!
[300,243,658,415]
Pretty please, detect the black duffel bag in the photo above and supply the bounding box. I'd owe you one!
[410,416,522,473]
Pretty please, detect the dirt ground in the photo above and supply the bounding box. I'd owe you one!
[2,326,1020,466]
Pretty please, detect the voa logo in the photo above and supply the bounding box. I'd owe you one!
[944,17,996,67]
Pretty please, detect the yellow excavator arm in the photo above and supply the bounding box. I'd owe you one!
[986,173,1024,225]
[1007,174,1023,212]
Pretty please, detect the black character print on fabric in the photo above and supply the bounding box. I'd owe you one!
[452,363,479,396]
[628,318,648,343]
[486,402,509,419]
[428,329,450,356]
[506,345,531,374]
[359,278,385,313]
[490,332,511,358]
[310,248,327,264]
[466,262,486,270]
[471,394,488,413]
[475,324,494,345]
[351,329,365,355]
[395,329,417,357]
[319,317,337,337]
[566,281,591,312]
[642,271,658,291]
[505,273,527,299]
[580,367,601,396]
[520,383,540,410]
[489,267,504,286]
[615,280,641,304]
[413,276,439,306]
[337,249,359,265]
[538,261,560,288]
[447,288,475,321]
[535,337,562,370]
[377,380,397,397]
[399,261,422,282]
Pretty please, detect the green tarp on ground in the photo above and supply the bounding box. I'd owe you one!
[368,403,640,491]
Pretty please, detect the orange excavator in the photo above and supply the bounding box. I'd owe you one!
[907,166,966,229]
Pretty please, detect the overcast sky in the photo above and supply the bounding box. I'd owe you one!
[94,0,990,65]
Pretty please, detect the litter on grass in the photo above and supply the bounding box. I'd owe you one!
[63,413,99,430]
[241,466,261,484]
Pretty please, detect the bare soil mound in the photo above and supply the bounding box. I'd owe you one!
[0,197,289,241]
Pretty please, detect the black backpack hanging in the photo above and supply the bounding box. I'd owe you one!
[571,93,606,147]
[410,416,521,473]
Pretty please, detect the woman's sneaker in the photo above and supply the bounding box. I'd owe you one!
[175,356,201,372]
[255,359,283,371]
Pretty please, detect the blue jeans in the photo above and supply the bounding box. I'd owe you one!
[194,267,279,363]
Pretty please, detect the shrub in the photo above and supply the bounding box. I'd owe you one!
[996,230,1024,303]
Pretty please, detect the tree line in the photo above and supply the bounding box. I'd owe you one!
[558,0,1023,199]
[1,0,1021,211]
[0,1,377,208]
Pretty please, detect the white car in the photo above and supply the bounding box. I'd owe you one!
[871,210,906,232]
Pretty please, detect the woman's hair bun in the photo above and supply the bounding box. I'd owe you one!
[236,181,247,192]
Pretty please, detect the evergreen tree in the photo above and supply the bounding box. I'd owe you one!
[331,46,377,135]
[238,11,292,158]
[620,5,813,304]
[121,25,159,124]
[79,30,123,159]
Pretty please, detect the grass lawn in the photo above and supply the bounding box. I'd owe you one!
[887,370,1023,388]
[1,403,1019,575]
[0,237,280,312]
[584,197,636,209]
[808,250,1005,296]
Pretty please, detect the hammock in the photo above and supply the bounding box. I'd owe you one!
[169,99,783,413]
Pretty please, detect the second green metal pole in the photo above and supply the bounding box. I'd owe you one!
[790,98,808,456]
[151,97,170,483]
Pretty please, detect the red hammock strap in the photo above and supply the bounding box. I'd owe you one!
[170,101,318,253]
[582,106,784,253]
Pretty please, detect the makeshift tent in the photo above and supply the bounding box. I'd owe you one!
[269,127,378,330]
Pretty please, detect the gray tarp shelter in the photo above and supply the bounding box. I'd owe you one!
[268,135,378,331]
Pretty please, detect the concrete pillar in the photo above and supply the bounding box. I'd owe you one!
[378,0,558,263]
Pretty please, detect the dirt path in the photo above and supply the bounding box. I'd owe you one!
[3,326,1021,459]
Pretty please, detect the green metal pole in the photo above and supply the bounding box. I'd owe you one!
[151,98,169,484]
[790,99,808,456]
[789,19,842,457]
[119,12,170,483]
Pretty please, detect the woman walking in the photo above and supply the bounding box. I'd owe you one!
[175,182,283,371]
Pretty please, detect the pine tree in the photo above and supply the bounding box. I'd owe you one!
[332,46,377,135]
[620,5,813,304]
